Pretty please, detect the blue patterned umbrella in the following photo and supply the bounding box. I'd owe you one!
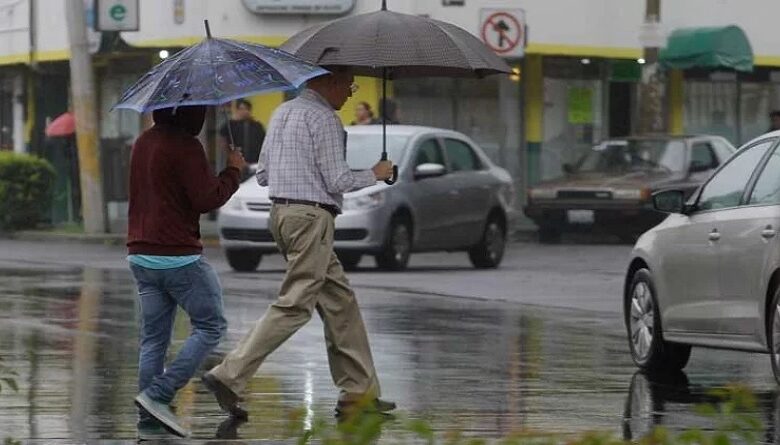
[114,26,328,113]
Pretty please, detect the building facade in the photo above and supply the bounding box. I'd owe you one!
[0,0,778,229]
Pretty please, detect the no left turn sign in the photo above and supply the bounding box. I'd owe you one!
[479,9,525,57]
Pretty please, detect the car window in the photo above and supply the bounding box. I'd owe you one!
[444,138,481,172]
[414,139,445,167]
[578,139,686,174]
[749,145,780,206]
[697,140,773,211]
[690,142,719,171]
[712,139,736,163]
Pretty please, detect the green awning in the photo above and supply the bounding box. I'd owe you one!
[660,26,753,72]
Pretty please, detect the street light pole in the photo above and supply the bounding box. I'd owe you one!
[65,0,106,233]
[637,0,666,134]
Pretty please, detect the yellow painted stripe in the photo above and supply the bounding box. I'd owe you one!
[130,35,289,49]
[668,69,684,135]
[526,43,642,59]
[524,55,543,143]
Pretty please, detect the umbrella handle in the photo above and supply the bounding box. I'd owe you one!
[380,152,397,185]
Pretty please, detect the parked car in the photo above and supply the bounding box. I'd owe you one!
[525,135,735,243]
[218,125,516,271]
[624,131,780,382]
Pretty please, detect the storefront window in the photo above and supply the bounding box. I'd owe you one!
[542,58,604,180]
[683,80,738,145]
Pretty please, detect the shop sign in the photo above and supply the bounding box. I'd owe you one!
[568,88,593,124]
[242,0,355,15]
[96,0,139,32]
[479,8,525,58]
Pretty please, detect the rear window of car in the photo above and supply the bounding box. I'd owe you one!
[345,134,409,169]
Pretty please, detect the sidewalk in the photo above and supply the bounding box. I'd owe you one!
[4,219,538,245]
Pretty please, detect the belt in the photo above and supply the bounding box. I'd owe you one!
[271,198,340,217]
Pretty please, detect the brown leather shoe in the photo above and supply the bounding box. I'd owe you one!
[201,373,248,420]
[336,398,397,416]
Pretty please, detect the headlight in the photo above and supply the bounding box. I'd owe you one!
[613,188,651,201]
[343,192,385,211]
[529,188,557,199]
[225,197,243,211]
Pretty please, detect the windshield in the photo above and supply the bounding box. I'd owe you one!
[577,139,686,174]
[346,133,409,169]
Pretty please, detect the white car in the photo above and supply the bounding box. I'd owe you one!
[625,130,780,382]
[218,125,516,271]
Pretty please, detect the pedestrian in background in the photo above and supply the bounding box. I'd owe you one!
[219,99,266,179]
[351,101,379,125]
[202,66,396,419]
[378,98,401,124]
[769,110,780,132]
[128,105,246,438]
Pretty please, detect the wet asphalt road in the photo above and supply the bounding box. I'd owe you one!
[0,239,779,444]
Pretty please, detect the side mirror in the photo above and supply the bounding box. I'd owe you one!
[653,190,686,214]
[414,163,446,179]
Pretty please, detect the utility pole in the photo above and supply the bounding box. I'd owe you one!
[66,0,105,233]
[637,0,666,134]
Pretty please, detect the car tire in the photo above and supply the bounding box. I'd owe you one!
[468,214,506,269]
[336,251,362,271]
[625,269,691,373]
[225,249,262,272]
[767,286,780,386]
[375,216,412,271]
[538,225,562,244]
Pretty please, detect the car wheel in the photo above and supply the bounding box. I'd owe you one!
[336,251,362,271]
[767,286,780,385]
[468,214,505,269]
[625,269,691,372]
[538,225,562,244]
[375,217,412,271]
[225,249,262,272]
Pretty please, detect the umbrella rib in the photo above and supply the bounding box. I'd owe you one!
[143,45,199,111]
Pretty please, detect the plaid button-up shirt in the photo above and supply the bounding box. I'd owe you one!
[255,89,376,210]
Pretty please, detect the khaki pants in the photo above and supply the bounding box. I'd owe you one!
[210,203,380,401]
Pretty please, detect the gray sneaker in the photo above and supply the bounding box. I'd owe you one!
[134,392,190,438]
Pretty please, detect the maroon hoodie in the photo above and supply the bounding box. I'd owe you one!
[127,106,240,255]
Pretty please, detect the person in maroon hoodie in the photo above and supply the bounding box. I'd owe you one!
[127,105,245,438]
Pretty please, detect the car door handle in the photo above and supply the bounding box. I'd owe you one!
[449,190,460,196]
[708,230,721,242]
[762,227,777,239]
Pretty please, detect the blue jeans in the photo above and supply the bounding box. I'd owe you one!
[130,259,227,406]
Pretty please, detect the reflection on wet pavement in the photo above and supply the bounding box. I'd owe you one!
[0,266,779,443]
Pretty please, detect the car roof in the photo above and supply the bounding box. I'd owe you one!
[345,124,462,138]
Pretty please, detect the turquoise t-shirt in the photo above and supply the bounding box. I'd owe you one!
[127,254,201,270]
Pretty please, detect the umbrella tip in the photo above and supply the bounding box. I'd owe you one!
[204,20,212,38]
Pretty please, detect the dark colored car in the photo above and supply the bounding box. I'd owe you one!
[524,135,736,243]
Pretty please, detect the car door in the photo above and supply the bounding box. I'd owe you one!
[442,137,492,247]
[662,140,773,334]
[717,138,780,335]
[406,137,456,250]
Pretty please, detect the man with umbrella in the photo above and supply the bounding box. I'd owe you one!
[202,66,396,418]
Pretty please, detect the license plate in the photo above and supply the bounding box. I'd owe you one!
[567,210,594,224]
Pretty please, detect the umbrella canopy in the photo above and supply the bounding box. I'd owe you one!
[46,112,76,138]
[114,35,329,113]
[280,8,512,78]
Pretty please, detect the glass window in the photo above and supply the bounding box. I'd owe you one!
[414,139,445,167]
[690,142,719,171]
[346,134,409,170]
[749,145,780,205]
[712,138,736,163]
[697,140,774,211]
[577,139,686,174]
[444,138,481,172]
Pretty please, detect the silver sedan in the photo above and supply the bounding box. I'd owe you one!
[624,131,780,382]
[218,125,516,271]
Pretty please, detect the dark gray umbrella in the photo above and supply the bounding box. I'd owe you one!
[281,0,512,183]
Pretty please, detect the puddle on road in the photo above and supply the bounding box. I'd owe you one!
[0,267,778,443]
